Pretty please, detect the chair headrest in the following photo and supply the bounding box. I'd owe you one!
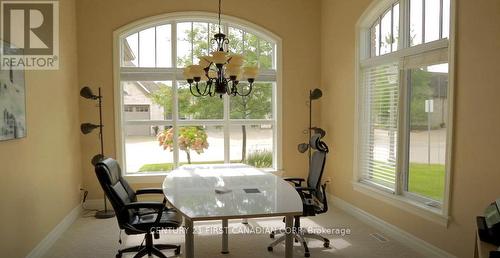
[309,133,329,153]
[95,158,121,185]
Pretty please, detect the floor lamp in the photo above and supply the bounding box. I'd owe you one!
[80,86,115,219]
[298,88,326,160]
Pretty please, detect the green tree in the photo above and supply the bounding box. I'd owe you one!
[410,69,432,129]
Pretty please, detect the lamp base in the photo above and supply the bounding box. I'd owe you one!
[95,210,115,219]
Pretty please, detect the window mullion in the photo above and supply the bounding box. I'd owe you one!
[172,21,179,168]
[390,5,394,53]
[422,0,426,43]
[439,0,444,39]
[401,0,409,49]
[396,63,410,196]
[224,95,230,163]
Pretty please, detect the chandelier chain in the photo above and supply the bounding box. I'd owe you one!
[218,0,222,33]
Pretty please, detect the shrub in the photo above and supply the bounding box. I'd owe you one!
[157,126,209,164]
[246,150,273,168]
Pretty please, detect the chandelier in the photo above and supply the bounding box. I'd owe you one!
[183,0,258,98]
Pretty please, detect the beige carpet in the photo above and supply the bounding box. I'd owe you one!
[44,206,424,258]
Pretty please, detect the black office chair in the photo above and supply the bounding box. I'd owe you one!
[268,134,330,257]
[95,158,182,258]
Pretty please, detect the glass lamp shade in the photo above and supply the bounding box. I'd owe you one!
[212,51,228,65]
[189,65,204,79]
[199,56,213,68]
[228,54,244,66]
[226,63,242,77]
[243,66,259,79]
[183,67,193,79]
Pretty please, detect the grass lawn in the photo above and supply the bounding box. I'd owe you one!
[408,163,445,200]
[370,161,445,201]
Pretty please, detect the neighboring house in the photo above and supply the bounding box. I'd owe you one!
[122,42,166,136]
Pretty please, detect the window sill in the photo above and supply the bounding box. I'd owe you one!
[352,181,450,227]
[124,168,283,184]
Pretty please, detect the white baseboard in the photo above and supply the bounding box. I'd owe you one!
[330,195,455,258]
[26,204,82,258]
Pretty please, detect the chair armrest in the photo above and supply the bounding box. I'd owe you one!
[136,188,164,195]
[284,177,306,187]
[123,201,164,211]
[295,186,317,194]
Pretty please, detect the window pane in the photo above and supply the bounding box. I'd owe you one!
[228,27,244,53]
[370,21,380,57]
[380,10,392,55]
[410,0,423,46]
[259,39,274,69]
[123,33,138,67]
[125,127,175,173]
[244,32,259,66]
[177,82,223,120]
[192,22,210,64]
[359,63,399,189]
[156,25,172,67]
[230,124,274,169]
[425,0,440,43]
[392,4,399,51]
[230,82,272,119]
[139,27,156,67]
[177,22,193,67]
[407,63,448,201]
[123,81,173,121]
[442,0,450,39]
[177,125,224,164]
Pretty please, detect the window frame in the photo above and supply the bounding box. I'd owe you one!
[113,12,283,182]
[354,0,455,224]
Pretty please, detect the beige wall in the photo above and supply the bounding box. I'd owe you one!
[0,0,81,257]
[76,0,321,199]
[320,0,500,257]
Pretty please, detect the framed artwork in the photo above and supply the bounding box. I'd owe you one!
[0,43,26,141]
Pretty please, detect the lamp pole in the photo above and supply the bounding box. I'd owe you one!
[94,87,115,219]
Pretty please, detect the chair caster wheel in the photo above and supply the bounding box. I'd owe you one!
[324,242,330,248]
[305,252,310,257]
[175,247,181,255]
[270,233,274,239]
[116,253,122,258]
[267,246,273,252]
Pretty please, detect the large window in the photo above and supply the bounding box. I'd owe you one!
[116,15,280,175]
[357,0,453,211]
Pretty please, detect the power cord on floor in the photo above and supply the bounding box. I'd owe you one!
[80,188,99,217]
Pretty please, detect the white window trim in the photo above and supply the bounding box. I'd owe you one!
[112,12,283,183]
[353,0,456,225]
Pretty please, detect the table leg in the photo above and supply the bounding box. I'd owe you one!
[285,215,294,258]
[221,219,229,254]
[184,218,194,258]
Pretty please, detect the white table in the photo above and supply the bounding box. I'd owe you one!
[162,164,303,258]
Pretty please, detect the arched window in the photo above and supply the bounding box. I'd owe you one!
[114,13,281,176]
[355,0,454,213]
